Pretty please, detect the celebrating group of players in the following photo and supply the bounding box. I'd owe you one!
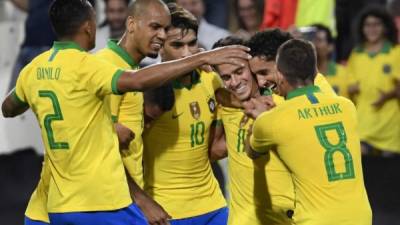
[1,0,373,225]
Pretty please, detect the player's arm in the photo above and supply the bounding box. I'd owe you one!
[215,88,243,108]
[245,114,275,159]
[209,120,228,161]
[116,45,251,93]
[2,89,29,118]
[126,171,171,225]
[372,78,400,110]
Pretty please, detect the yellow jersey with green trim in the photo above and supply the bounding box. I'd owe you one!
[142,70,226,219]
[25,155,50,222]
[14,41,131,213]
[347,43,400,152]
[96,40,144,188]
[250,85,372,225]
[218,106,294,225]
[324,62,350,98]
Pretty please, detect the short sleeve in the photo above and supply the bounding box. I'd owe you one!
[13,65,31,106]
[82,55,125,97]
[249,112,276,153]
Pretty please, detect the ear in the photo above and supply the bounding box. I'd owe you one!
[83,21,92,37]
[126,16,135,34]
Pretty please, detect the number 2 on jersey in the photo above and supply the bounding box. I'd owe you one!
[39,90,69,150]
[315,122,355,182]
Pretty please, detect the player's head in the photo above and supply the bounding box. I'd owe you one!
[103,0,130,34]
[143,84,175,126]
[274,39,317,97]
[311,24,334,60]
[126,0,170,59]
[160,3,199,62]
[212,36,258,100]
[49,0,96,50]
[355,5,397,45]
[246,29,293,91]
[175,0,205,20]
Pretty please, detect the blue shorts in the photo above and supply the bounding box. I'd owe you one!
[25,217,49,225]
[170,207,228,225]
[49,203,148,225]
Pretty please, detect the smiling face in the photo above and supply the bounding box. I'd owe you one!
[215,59,257,100]
[160,27,198,61]
[129,3,171,58]
[363,15,385,44]
[249,56,278,91]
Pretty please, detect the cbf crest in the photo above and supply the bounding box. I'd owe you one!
[190,102,201,120]
[208,98,216,113]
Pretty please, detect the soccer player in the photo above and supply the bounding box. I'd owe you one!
[211,36,293,225]
[1,0,251,224]
[246,39,372,225]
[142,4,229,225]
[312,24,350,98]
[246,29,336,101]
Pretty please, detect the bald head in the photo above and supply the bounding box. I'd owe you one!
[128,0,169,17]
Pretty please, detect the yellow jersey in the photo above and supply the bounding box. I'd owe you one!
[25,155,50,222]
[250,85,372,225]
[324,62,350,98]
[347,42,400,152]
[219,106,294,225]
[14,41,131,213]
[142,71,226,219]
[96,40,144,188]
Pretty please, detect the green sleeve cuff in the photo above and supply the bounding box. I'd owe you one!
[111,69,125,95]
[111,115,118,123]
[12,90,28,106]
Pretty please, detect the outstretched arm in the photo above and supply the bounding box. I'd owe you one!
[2,90,29,117]
[117,45,251,93]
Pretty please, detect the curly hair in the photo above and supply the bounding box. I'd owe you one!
[354,5,398,45]
[246,28,293,61]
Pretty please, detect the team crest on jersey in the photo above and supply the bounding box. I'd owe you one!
[208,98,216,113]
[382,64,392,74]
[239,115,249,128]
[190,102,201,120]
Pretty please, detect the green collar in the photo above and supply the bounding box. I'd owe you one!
[355,41,392,58]
[286,85,321,100]
[172,70,201,90]
[107,39,138,69]
[52,41,84,51]
[326,61,337,76]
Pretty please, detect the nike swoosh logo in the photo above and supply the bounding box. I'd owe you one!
[172,112,183,119]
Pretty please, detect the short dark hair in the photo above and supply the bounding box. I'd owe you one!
[167,3,199,35]
[312,24,334,44]
[49,0,94,38]
[355,5,398,45]
[212,36,244,49]
[277,39,317,85]
[246,28,293,61]
[144,84,175,111]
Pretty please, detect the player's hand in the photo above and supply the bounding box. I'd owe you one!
[114,123,135,150]
[202,45,252,67]
[136,192,172,225]
[372,89,388,110]
[243,96,275,119]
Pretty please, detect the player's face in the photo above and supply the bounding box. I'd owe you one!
[249,56,277,91]
[160,28,198,61]
[363,15,385,44]
[216,59,256,100]
[105,0,128,32]
[131,4,170,58]
[313,30,333,59]
[175,0,205,19]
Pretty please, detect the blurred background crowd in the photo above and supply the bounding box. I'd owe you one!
[0,0,400,224]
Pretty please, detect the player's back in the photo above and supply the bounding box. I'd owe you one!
[14,42,131,213]
[264,86,371,224]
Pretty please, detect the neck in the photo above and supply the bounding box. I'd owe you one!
[364,39,384,53]
[60,36,89,51]
[284,80,314,98]
[317,57,329,75]
[119,33,145,64]
[177,72,194,85]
